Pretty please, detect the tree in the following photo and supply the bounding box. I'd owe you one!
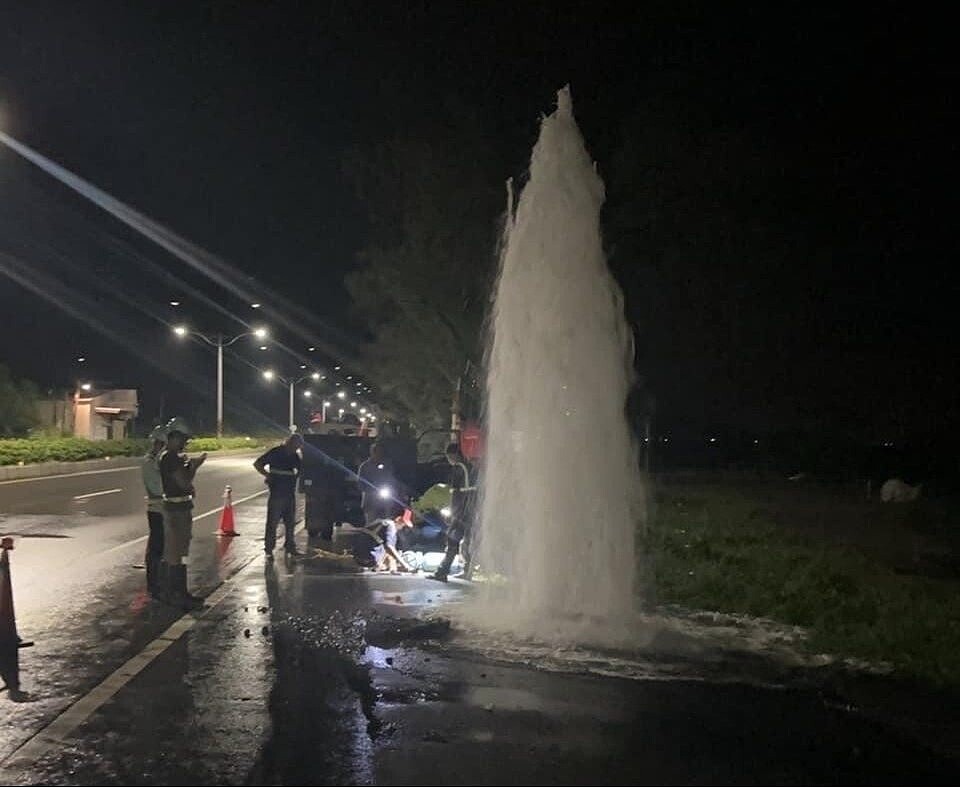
[0,364,40,436]
[344,112,501,429]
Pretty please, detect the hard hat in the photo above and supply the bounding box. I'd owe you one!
[165,416,193,437]
[148,425,167,443]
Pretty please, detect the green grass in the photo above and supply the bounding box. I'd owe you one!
[0,435,267,466]
[646,482,960,687]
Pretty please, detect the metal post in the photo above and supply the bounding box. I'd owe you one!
[216,338,224,439]
[288,381,295,430]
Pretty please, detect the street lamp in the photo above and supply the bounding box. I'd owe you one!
[262,369,322,429]
[322,400,331,423]
[173,324,269,438]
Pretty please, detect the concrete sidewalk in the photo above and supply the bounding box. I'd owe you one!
[1,526,957,785]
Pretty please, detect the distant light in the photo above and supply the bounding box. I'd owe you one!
[303,390,312,398]
[709,437,717,443]
[173,325,188,337]
[80,383,92,391]
[263,370,275,380]
[259,345,268,351]
[251,303,261,309]
[169,300,180,307]
[350,401,357,408]
[369,415,376,421]
[337,391,346,399]
[311,372,320,380]
[338,408,344,415]
[346,375,353,380]
[253,327,268,339]
[300,364,307,369]
[334,365,341,371]
[76,356,86,363]
[308,346,316,352]
[378,486,392,499]
[441,507,452,518]
[754,439,759,445]
[360,408,367,414]
[322,401,331,407]
[662,437,669,443]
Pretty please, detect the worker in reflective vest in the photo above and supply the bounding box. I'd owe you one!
[254,433,304,557]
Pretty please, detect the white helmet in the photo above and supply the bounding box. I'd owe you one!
[148,425,167,443]
[165,416,193,437]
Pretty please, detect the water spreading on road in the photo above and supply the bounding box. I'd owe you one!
[466,88,643,646]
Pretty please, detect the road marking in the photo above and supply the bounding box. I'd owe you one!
[0,488,278,771]
[0,466,139,486]
[71,488,123,501]
[0,454,255,486]
[100,489,269,557]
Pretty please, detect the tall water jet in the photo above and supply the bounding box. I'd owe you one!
[467,88,643,645]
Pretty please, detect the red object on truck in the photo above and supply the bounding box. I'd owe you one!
[460,422,484,460]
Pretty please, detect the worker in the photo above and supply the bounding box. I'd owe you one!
[159,417,207,609]
[254,433,304,557]
[356,442,399,524]
[141,424,167,600]
[429,442,477,582]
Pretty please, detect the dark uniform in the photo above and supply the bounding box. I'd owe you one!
[434,458,476,580]
[256,445,302,554]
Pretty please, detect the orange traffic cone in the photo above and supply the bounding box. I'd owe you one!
[216,485,238,537]
[1,537,33,695]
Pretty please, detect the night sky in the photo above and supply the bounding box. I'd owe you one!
[0,2,955,444]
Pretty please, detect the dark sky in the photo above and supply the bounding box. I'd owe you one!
[0,2,955,440]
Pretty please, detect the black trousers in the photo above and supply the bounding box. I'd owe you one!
[265,493,297,552]
[146,510,165,594]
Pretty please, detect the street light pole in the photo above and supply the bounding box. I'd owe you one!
[174,325,268,438]
[216,337,224,439]
[263,370,324,431]
[288,381,294,430]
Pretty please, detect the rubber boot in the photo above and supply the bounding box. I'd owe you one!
[154,561,171,603]
[169,564,204,610]
[146,556,160,599]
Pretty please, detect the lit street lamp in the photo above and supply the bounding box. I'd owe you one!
[262,369,322,429]
[173,324,268,438]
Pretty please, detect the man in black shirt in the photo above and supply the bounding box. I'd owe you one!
[254,433,304,557]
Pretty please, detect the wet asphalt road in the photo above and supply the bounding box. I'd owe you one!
[1,457,958,785]
[0,502,955,785]
[0,454,271,759]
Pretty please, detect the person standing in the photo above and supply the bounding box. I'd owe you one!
[356,442,398,525]
[141,425,167,600]
[254,433,304,557]
[429,442,477,582]
[159,417,206,609]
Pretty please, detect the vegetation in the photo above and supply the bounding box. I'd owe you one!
[647,479,960,686]
[343,109,500,428]
[0,364,40,437]
[0,435,266,466]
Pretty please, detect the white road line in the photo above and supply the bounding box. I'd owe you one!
[0,453,255,487]
[99,488,268,556]
[0,466,139,486]
[71,488,123,501]
[0,490,279,772]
